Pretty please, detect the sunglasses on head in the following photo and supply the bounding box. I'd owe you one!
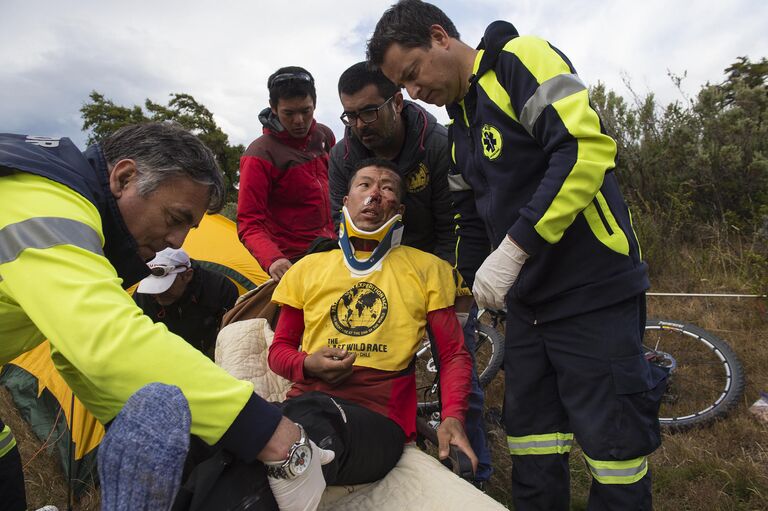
[269,72,314,88]
[148,264,189,277]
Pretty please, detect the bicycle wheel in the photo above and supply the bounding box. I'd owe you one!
[644,319,745,431]
[414,337,440,409]
[415,322,506,413]
[475,323,505,388]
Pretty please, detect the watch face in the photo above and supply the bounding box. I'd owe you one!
[289,444,312,477]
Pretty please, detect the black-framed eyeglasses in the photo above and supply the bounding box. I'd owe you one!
[148,264,189,277]
[340,96,395,126]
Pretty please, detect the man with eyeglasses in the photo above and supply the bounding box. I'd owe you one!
[238,66,336,282]
[133,247,238,359]
[327,61,492,487]
[329,61,455,264]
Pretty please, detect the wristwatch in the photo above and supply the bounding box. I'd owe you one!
[265,423,313,479]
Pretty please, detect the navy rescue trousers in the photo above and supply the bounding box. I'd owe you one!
[504,294,667,511]
[462,304,492,482]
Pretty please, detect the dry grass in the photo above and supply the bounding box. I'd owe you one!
[478,293,768,510]
[0,386,100,510]
[2,244,767,510]
[475,214,768,508]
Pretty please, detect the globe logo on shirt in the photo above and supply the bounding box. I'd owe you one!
[330,282,389,336]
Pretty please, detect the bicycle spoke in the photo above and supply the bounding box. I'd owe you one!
[644,320,744,430]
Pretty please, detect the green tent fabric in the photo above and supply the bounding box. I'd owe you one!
[1,363,98,496]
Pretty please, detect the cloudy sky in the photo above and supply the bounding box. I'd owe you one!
[1,0,766,149]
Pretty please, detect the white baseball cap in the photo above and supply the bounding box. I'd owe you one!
[136,248,191,295]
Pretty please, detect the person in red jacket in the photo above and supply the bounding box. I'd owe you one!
[237,66,336,281]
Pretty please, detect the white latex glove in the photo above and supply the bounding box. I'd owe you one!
[267,439,335,511]
[472,236,529,310]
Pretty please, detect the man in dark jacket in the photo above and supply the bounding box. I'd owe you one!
[328,61,492,485]
[368,2,667,510]
[329,61,454,261]
[134,248,238,359]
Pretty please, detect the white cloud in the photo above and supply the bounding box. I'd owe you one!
[490,0,768,105]
[1,0,766,149]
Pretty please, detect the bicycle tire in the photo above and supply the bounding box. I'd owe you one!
[415,323,506,416]
[475,323,505,388]
[644,318,745,431]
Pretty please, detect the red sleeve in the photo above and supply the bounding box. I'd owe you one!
[428,306,472,425]
[268,304,309,382]
[236,154,285,271]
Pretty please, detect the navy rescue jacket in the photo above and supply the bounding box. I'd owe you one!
[448,21,649,323]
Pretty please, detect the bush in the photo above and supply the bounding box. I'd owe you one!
[591,57,767,289]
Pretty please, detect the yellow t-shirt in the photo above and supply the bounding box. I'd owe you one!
[272,246,457,372]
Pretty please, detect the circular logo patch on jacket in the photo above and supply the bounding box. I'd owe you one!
[406,162,430,193]
[481,124,503,160]
[331,282,389,336]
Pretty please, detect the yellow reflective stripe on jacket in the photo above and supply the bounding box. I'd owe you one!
[0,217,103,264]
[0,424,17,457]
[628,207,643,260]
[582,192,630,255]
[534,89,617,244]
[583,453,648,484]
[507,432,574,455]
[477,70,519,123]
[504,36,572,87]
[496,36,618,245]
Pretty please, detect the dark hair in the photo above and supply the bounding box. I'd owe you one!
[338,61,399,99]
[367,0,460,66]
[101,122,225,213]
[350,157,405,201]
[267,66,317,106]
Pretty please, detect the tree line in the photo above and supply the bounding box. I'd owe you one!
[80,57,767,287]
[81,92,244,202]
[590,56,767,238]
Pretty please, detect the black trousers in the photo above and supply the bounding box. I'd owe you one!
[0,418,26,511]
[504,295,667,511]
[281,392,405,485]
[173,392,405,511]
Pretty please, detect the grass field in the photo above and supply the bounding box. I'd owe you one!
[478,294,768,510]
[2,263,767,510]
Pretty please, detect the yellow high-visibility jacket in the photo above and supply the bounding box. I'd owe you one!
[0,134,282,460]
